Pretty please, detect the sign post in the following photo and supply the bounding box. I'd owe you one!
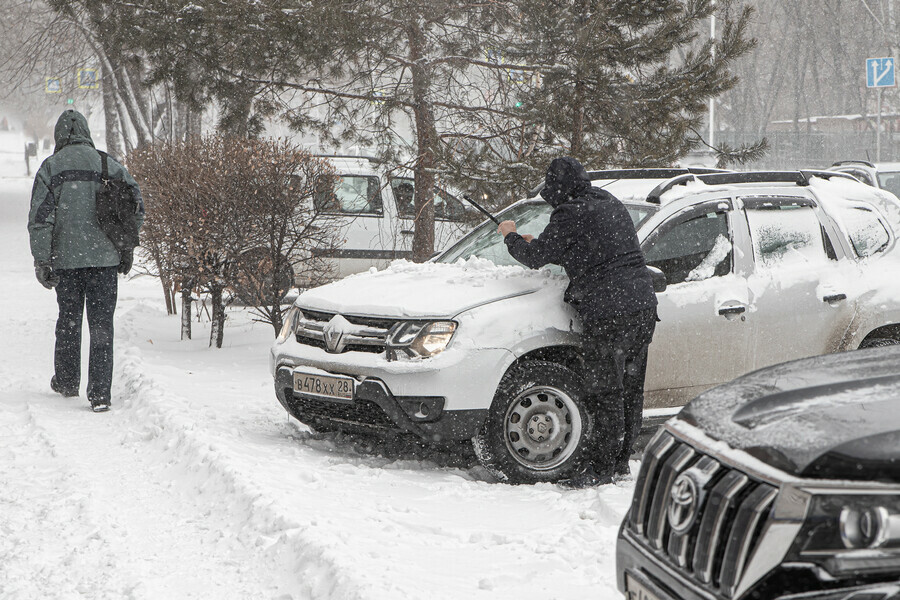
[866,57,896,161]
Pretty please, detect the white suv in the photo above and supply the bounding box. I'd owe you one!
[270,169,900,484]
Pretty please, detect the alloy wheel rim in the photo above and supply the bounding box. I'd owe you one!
[503,385,582,471]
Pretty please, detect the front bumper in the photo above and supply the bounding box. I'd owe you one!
[274,365,488,442]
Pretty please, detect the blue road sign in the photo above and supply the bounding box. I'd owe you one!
[867,57,895,88]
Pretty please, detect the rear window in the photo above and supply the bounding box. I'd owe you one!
[837,206,890,257]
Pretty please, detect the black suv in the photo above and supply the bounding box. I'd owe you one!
[617,345,900,600]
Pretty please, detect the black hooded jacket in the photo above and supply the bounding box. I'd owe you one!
[504,157,657,321]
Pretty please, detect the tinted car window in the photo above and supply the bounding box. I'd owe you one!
[837,206,890,257]
[315,175,383,215]
[642,210,731,285]
[746,204,826,268]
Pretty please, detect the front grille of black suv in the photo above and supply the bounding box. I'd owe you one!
[626,431,779,598]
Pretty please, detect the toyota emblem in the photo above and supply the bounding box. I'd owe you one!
[667,473,699,534]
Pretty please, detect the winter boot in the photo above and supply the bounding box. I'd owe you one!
[90,398,111,413]
[50,376,78,397]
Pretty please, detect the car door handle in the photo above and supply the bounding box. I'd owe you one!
[823,293,847,303]
[718,306,746,317]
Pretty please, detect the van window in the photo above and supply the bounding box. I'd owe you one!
[391,177,466,221]
[315,175,383,215]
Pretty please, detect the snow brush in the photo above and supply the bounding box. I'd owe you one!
[462,194,501,225]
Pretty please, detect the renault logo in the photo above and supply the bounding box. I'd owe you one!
[667,473,699,534]
[322,314,352,353]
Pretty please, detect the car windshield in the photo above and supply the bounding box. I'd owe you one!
[437,200,656,268]
[877,171,900,198]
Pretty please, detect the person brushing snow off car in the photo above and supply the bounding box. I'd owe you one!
[498,157,657,487]
[27,109,144,412]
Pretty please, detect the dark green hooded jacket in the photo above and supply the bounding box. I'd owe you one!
[28,109,144,269]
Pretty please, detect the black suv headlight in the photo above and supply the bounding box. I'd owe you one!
[798,493,900,576]
[386,321,457,359]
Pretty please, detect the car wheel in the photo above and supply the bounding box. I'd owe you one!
[472,360,590,484]
[859,337,900,348]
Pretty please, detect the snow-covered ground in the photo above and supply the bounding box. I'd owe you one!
[0,149,634,598]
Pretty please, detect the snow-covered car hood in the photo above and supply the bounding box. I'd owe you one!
[296,257,566,319]
[679,345,900,483]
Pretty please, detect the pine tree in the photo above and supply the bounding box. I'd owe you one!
[490,0,758,191]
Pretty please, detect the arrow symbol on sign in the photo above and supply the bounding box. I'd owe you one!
[873,58,893,85]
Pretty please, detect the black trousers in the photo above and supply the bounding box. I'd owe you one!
[581,308,657,473]
[54,267,118,403]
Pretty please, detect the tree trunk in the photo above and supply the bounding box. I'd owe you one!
[408,23,437,262]
[209,285,225,348]
[181,282,193,339]
[160,276,173,315]
[114,64,152,146]
[101,63,123,157]
[571,79,585,156]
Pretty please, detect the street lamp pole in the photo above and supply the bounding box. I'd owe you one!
[709,1,716,149]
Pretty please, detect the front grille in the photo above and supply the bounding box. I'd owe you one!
[295,309,398,354]
[627,431,778,598]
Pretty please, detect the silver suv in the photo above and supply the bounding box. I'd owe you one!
[830,160,900,199]
[270,169,900,484]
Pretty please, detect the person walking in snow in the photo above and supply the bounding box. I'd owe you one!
[498,157,657,487]
[27,109,144,412]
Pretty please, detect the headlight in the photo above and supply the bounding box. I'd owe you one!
[276,306,301,343]
[387,321,457,358]
[798,494,900,575]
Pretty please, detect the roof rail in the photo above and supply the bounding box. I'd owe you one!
[646,170,860,204]
[831,160,875,168]
[528,167,728,197]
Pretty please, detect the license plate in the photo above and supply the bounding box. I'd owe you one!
[625,573,663,600]
[293,371,354,401]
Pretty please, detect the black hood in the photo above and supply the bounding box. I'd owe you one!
[678,346,900,483]
[539,157,592,207]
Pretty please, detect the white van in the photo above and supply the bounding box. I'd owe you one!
[307,155,471,282]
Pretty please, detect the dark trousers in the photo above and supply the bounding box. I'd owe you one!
[581,308,657,473]
[54,267,118,403]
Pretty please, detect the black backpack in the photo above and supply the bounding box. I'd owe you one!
[96,151,140,254]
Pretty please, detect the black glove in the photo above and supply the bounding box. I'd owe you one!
[118,249,134,275]
[35,263,60,289]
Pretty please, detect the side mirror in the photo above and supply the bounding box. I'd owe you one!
[647,266,667,293]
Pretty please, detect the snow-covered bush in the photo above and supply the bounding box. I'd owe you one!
[128,136,340,346]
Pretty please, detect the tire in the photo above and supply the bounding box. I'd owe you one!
[859,337,900,349]
[472,360,591,484]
